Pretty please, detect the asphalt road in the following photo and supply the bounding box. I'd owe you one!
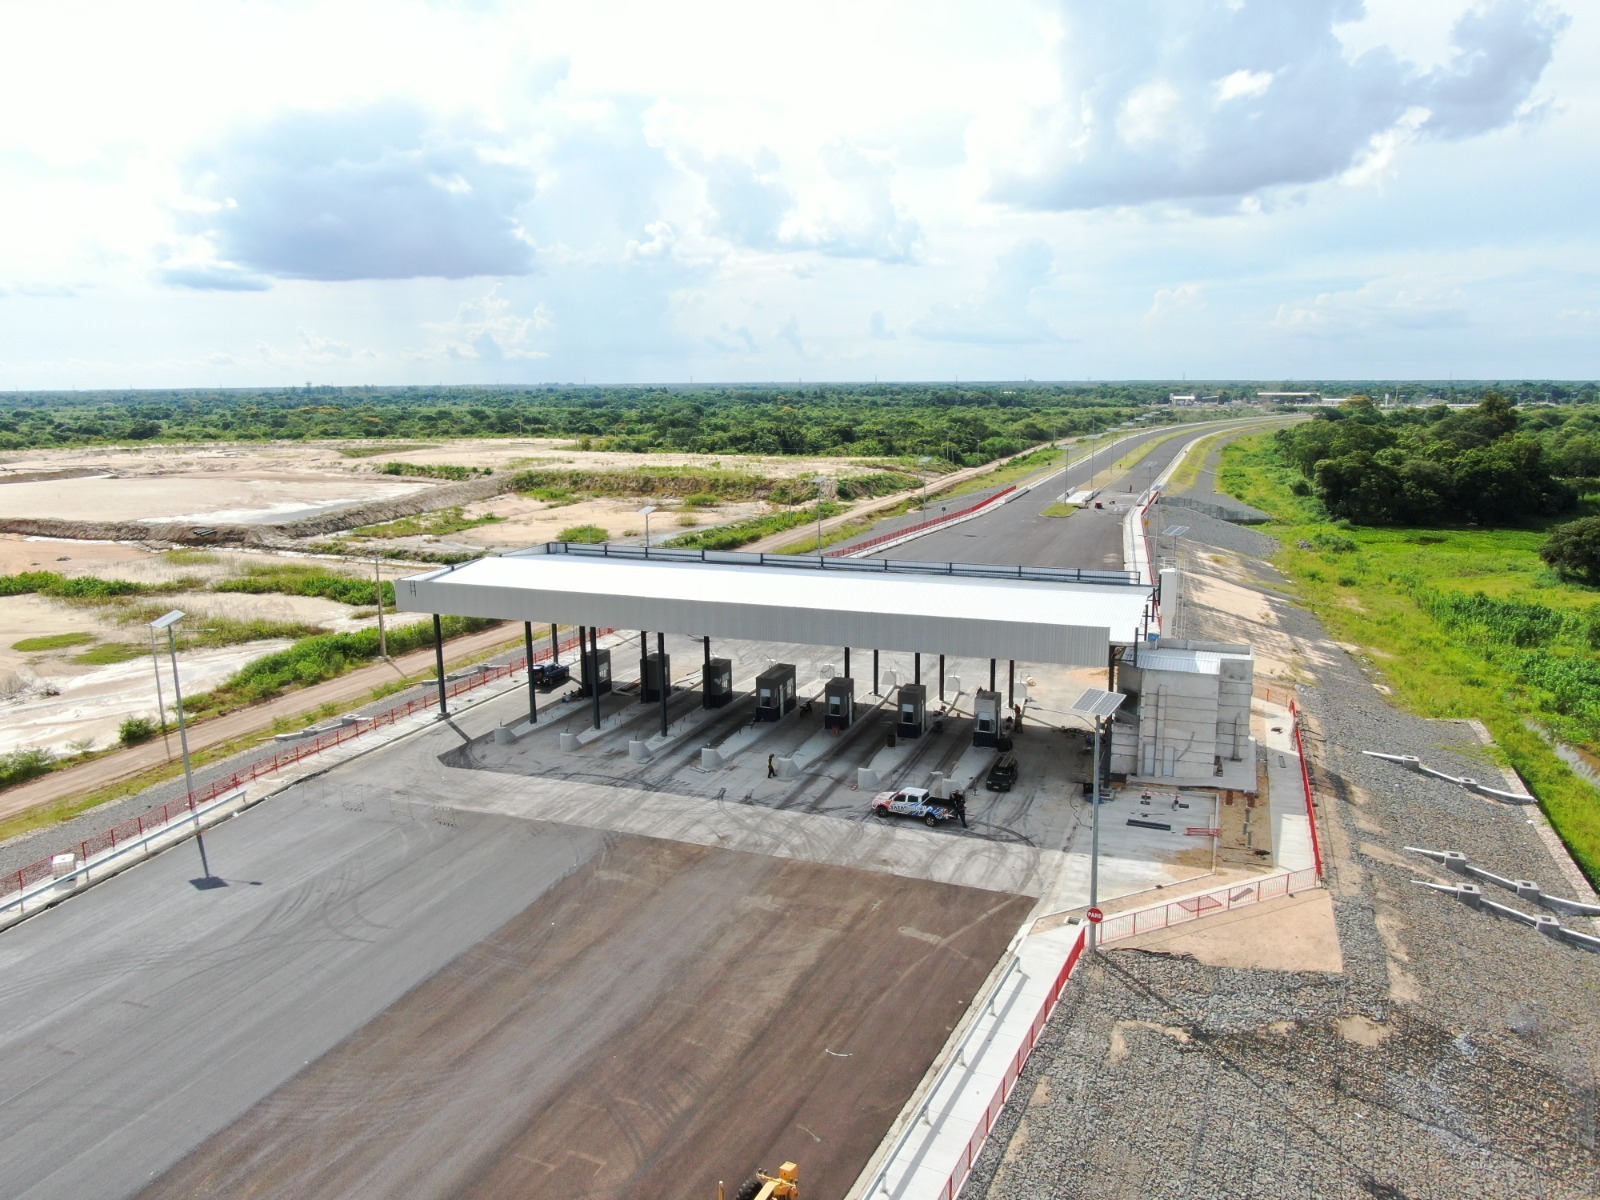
[0,788,611,1199]
[863,423,1226,569]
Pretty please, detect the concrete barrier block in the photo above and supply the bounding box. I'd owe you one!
[50,853,75,879]
[776,756,799,779]
[858,767,881,790]
[1515,880,1543,901]
[628,739,651,763]
[1535,914,1564,938]
[1443,850,1470,875]
[1454,883,1482,907]
[560,732,580,752]
[701,747,722,770]
[494,726,515,745]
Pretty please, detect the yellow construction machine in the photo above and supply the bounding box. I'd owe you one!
[718,1161,798,1200]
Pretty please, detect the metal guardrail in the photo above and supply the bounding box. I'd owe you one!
[511,538,1144,588]
[1288,699,1325,880]
[1096,868,1322,945]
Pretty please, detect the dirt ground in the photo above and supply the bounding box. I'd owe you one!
[137,833,1032,1200]
[0,544,430,755]
[1119,888,1345,973]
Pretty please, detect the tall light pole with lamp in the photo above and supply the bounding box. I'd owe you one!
[916,456,933,511]
[150,609,222,885]
[1071,687,1126,951]
[149,610,197,806]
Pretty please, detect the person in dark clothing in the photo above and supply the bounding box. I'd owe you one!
[952,792,967,828]
[767,753,777,778]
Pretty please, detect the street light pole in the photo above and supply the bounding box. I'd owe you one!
[1070,687,1125,952]
[1090,715,1102,950]
[812,475,830,556]
[150,610,196,807]
[639,504,657,550]
[147,625,172,760]
[917,455,932,512]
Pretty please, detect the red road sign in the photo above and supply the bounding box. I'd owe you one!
[1086,907,1104,924]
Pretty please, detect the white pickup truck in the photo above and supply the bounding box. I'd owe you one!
[870,786,958,827]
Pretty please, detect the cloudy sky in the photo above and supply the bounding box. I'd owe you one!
[2,0,1594,387]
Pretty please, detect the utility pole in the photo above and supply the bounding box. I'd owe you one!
[374,554,387,659]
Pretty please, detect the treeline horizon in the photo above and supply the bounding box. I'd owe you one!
[1,379,1595,461]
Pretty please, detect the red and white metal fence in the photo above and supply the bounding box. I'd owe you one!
[828,486,1018,558]
[1287,698,1325,880]
[932,927,1088,1200]
[1094,867,1321,946]
[1,624,604,902]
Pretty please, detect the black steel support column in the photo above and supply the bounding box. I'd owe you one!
[939,654,946,701]
[589,626,602,730]
[658,632,669,738]
[914,653,921,685]
[989,658,997,691]
[1107,646,1117,692]
[1008,660,1015,707]
[873,649,880,695]
[704,635,711,667]
[524,622,538,725]
[577,625,590,691]
[433,614,448,716]
[843,647,850,679]
[550,623,560,663]
[639,631,649,704]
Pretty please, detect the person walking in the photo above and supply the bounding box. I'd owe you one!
[767,753,777,778]
[953,792,967,829]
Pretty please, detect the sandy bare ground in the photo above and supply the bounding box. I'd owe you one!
[0,473,432,525]
[0,622,523,825]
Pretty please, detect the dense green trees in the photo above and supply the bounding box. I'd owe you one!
[1275,395,1586,527]
[1540,517,1600,586]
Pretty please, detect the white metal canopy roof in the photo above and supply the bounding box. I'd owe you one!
[397,545,1152,667]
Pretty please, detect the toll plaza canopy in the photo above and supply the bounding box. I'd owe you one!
[396,543,1155,667]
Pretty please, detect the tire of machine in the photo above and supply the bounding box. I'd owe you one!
[735,1175,765,1200]
[925,814,938,827]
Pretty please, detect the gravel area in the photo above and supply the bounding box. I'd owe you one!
[967,517,1600,1200]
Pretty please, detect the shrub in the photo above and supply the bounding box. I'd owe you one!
[0,747,54,789]
[119,716,157,746]
[557,524,609,544]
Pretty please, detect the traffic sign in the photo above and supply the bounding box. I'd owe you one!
[1086,907,1104,924]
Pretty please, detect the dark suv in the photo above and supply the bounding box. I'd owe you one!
[529,661,572,687]
[985,753,1018,792]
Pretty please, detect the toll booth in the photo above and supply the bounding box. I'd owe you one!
[896,683,927,740]
[702,657,734,708]
[639,652,670,702]
[824,676,854,731]
[754,663,797,722]
[973,689,1002,747]
[582,648,612,697]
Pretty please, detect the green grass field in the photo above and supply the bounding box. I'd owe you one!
[11,632,97,652]
[1220,434,1600,886]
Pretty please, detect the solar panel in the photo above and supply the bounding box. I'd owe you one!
[1070,688,1126,719]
